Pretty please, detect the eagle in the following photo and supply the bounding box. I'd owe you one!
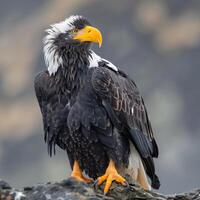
[34,15,160,194]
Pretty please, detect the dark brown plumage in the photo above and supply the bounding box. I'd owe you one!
[34,15,160,192]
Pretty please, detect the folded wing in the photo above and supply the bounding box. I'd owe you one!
[91,64,160,189]
[34,71,69,156]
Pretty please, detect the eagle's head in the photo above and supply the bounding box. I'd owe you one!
[44,15,102,75]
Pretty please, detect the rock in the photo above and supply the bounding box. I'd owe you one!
[0,176,200,200]
[0,180,11,190]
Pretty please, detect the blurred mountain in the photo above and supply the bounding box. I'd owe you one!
[0,0,200,194]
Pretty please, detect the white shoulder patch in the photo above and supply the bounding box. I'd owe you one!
[88,51,118,71]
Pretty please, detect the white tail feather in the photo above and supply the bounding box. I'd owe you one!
[119,142,151,190]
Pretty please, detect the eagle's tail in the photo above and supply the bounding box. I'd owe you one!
[119,142,160,190]
[137,158,151,190]
[120,143,151,190]
[142,156,160,189]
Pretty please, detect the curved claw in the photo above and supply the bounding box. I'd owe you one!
[95,160,128,194]
[93,179,99,189]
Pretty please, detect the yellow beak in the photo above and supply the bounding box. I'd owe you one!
[73,26,102,47]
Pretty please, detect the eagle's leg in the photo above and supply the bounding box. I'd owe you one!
[95,159,127,194]
[71,160,92,183]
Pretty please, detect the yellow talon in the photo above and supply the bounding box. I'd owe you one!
[71,160,93,184]
[96,160,127,194]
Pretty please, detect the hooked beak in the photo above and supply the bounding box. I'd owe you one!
[73,25,103,47]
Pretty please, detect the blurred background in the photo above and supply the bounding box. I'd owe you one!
[0,0,200,195]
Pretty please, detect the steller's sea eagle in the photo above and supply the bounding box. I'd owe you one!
[34,15,160,194]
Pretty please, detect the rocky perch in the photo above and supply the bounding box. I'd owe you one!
[0,176,200,200]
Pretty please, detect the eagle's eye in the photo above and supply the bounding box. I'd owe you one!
[70,28,79,34]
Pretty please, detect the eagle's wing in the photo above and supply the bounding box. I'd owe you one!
[91,64,160,189]
[34,71,70,156]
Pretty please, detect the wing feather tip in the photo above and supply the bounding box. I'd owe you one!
[151,174,160,189]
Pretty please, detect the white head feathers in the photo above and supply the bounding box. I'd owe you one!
[43,15,118,75]
[43,15,82,75]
